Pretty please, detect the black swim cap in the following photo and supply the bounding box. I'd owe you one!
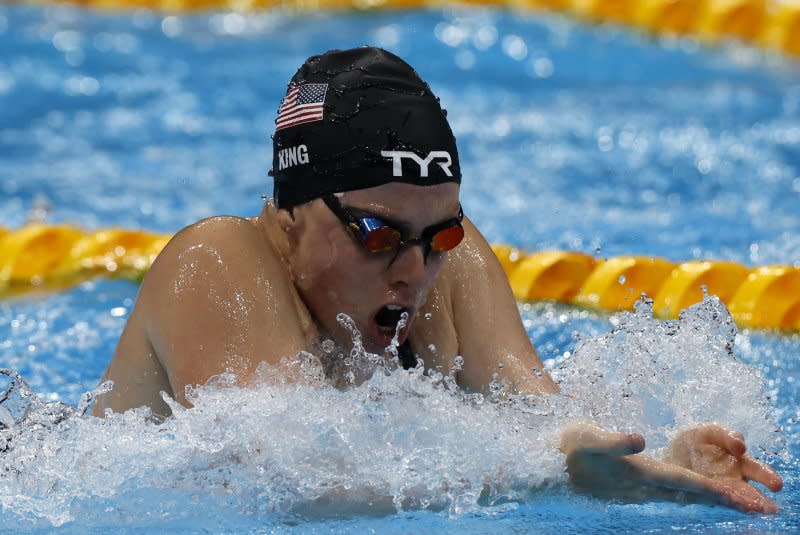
[271,47,461,210]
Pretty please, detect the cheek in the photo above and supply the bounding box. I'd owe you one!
[325,249,385,298]
[294,228,377,301]
[293,227,343,285]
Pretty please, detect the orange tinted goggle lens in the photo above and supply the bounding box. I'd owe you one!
[363,227,402,253]
[431,225,464,252]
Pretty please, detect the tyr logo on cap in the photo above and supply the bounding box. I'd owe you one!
[381,150,453,178]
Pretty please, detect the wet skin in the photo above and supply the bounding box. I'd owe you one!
[92,182,782,513]
[93,182,557,418]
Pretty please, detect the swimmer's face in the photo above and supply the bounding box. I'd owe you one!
[285,181,461,354]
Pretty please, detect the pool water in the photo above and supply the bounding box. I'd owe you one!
[1,4,799,533]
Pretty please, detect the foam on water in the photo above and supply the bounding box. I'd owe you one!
[552,296,783,454]
[0,297,783,528]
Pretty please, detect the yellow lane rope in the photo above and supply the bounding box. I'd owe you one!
[0,224,170,298]
[1,224,798,331]
[16,0,800,59]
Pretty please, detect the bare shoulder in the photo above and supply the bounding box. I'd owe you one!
[431,216,558,394]
[434,214,514,341]
[147,215,276,281]
[413,216,504,370]
[141,214,295,307]
[136,214,312,400]
[439,215,505,285]
[422,215,504,328]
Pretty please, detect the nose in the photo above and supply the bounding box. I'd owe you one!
[387,242,429,289]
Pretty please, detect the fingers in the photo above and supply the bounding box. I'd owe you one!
[561,422,645,456]
[695,424,746,457]
[695,425,783,493]
[741,455,784,492]
[721,481,779,514]
[629,456,779,514]
[717,486,778,514]
[628,455,722,494]
[582,431,645,456]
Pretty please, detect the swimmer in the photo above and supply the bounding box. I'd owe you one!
[92,47,782,512]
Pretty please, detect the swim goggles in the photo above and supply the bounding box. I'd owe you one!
[322,193,464,263]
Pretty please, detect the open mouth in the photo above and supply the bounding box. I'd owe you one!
[374,304,409,334]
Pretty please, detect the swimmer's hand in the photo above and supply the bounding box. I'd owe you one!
[559,422,782,513]
[663,424,782,511]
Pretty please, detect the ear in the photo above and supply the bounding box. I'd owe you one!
[275,207,295,232]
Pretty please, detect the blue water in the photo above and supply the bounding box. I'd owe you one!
[1,4,799,533]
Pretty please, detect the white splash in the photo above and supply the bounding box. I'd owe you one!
[0,296,784,528]
[551,296,783,455]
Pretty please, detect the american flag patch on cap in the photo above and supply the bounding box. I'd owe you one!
[275,83,327,131]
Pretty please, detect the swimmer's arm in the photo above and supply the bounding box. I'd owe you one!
[92,302,174,419]
[443,216,558,395]
[139,217,309,406]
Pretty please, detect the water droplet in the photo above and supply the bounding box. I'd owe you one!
[502,35,528,61]
[532,57,553,78]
